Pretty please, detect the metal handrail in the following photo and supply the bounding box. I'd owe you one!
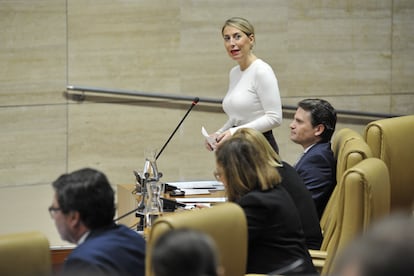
[66,85,220,104]
[66,85,401,119]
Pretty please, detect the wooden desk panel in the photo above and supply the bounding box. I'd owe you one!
[50,246,74,275]
[116,184,141,227]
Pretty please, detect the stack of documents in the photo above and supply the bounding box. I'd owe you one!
[165,181,227,205]
[175,197,227,204]
[167,180,224,189]
[166,180,224,195]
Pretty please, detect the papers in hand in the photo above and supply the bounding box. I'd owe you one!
[202,126,217,149]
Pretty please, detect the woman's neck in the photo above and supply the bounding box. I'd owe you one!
[238,53,257,71]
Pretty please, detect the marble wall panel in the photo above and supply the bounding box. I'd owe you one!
[282,94,392,117]
[324,95,392,115]
[0,105,67,187]
[179,0,289,98]
[66,99,227,185]
[0,0,66,106]
[0,184,68,246]
[159,105,228,181]
[392,94,414,115]
[392,0,414,96]
[67,0,181,93]
[286,1,392,97]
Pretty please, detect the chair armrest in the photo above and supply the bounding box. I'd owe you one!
[309,249,328,259]
[309,249,327,272]
[244,251,328,276]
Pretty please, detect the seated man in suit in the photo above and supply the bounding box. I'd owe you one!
[290,98,337,218]
[49,168,145,276]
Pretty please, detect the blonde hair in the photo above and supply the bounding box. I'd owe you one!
[221,17,255,37]
[215,136,281,202]
[233,128,283,168]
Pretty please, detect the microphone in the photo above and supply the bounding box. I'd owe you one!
[155,97,199,160]
[119,97,199,229]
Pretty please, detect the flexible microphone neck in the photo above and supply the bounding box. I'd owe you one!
[155,97,199,161]
[113,207,144,222]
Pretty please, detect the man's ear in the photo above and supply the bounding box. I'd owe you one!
[67,210,82,228]
[314,124,325,137]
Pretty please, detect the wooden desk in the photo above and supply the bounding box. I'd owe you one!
[116,184,141,227]
[50,245,75,275]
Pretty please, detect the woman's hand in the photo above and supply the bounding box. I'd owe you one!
[205,130,232,151]
[205,133,219,151]
[216,130,232,147]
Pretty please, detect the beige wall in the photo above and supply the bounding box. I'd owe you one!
[1,0,413,245]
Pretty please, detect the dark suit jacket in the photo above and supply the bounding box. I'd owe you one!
[294,142,336,218]
[62,224,145,276]
[237,185,317,274]
[278,162,323,249]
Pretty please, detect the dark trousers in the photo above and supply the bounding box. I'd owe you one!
[263,130,279,154]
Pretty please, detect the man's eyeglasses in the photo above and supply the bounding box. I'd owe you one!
[48,206,61,218]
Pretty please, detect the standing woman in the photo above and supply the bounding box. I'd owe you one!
[214,137,317,274]
[205,17,282,153]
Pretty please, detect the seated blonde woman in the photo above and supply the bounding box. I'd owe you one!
[215,136,316,274]
[233,128,322,249]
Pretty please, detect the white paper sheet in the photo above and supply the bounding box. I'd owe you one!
[167,181,224,190]
[181,189,211,195]
[183,203,211,209]
[202,126,217,149]
[175,197,227,203]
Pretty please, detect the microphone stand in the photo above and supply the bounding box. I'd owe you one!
[130,97,199,231]
[114,207,144,223]
[155,97,199,160]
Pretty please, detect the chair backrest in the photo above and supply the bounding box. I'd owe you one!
[146,202,248,276]
[332,128,363,159]
[331,128,369,182]
[320,158,391,275]
[321,135,373,233]
[364,115,414,212]
[0,231,51,276]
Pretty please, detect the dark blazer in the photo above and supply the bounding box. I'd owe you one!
[62,224,145,276]
[278,161,323,249]
[237,185,317,274]
[294,142,336,218]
